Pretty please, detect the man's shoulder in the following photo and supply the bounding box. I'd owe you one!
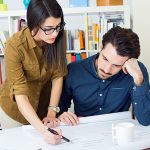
[138,61,147,71]
[68,59,82,68]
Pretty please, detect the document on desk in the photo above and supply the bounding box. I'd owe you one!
[1,111,150,150]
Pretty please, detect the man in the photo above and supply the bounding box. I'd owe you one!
[58,26,150,126]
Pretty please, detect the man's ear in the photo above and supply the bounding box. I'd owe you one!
[99,44,103,52]
[122,66,128,74]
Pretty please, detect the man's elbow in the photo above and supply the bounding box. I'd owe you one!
[138,118,150,126]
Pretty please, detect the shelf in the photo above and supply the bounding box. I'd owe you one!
[0,5,131,83]
[0,5,130,57]
[0,10,26,17]
[0,5,129,17]
[66,50,99,53]
[64,5,129,14]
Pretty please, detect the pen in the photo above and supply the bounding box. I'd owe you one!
[48,128,70,142]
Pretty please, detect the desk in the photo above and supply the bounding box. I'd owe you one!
[0,111,150,150]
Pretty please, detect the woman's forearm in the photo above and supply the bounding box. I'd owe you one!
[50,77,63,105]
[15,95,46,134]
[48,77,63,117]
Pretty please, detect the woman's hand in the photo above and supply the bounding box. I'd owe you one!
[15,95,61,144]
[43,117,60,128]
[42,128,62,144]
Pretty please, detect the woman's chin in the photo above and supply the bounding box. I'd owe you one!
[45,39,55,44]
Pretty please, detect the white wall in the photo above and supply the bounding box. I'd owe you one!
[3,0,96,10]
[3,0,149,75]
[3,0,131,9]
[4,0,24,10]
[131,0,150,75]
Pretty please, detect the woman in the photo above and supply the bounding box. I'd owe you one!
[0,0,67,144]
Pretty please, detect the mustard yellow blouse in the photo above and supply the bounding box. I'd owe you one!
[0,27,67,124]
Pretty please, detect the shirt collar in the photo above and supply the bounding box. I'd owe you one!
[23,27,37,49]
[91,53,99,78]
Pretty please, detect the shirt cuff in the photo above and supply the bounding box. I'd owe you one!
[132,79,148,97]
[51,70,68,80]
[10,83,30,101]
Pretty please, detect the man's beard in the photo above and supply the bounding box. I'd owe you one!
[98,68,112,79]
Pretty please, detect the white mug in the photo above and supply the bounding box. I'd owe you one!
[112,122,135,145]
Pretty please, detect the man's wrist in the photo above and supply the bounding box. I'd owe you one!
[134,73,144,86]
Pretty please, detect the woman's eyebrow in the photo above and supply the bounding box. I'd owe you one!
[43,22,62,28]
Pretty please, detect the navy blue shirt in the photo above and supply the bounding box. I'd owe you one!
[59,54,150,126]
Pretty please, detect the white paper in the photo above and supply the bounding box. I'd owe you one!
[60,111,131,125]
[0,111,150,150]
[79,111,131,124]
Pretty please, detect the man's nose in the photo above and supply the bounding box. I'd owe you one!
[104,63,112,74]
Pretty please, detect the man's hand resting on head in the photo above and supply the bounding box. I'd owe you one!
[122,58,144,86]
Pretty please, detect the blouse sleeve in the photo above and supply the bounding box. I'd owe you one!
[4,41,30,101]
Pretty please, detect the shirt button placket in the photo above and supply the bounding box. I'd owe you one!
[99,93,103,111]
[102,80,105,83]
[99,107,102,110]
[99,93,103,97]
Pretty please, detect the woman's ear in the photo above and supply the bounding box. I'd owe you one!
[31,27,39,37]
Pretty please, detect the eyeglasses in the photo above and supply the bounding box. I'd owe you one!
[40,22,66,35]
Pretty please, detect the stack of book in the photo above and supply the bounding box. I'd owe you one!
[0,30,8,85]
[65,29,85,51]
[0,30,9,56]
[86,14,124,51]
[11,17,27,34]
[66,52,87,64]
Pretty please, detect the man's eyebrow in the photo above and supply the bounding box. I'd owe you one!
[102,53,107,60]
[102,53,123,66]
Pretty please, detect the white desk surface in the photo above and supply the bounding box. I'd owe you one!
[0,111,150,150]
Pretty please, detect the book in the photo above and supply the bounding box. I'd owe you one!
[97,0,123,6]
[76,53,81,61]
[66,53,72,64]
[18,18,27,31]
[69,0,88,8]
[0,60,2,85]
[0,39,4,55]
[71,53,76,62]
[0,30,9,48]
[0,57,5,82]
[78,30,85,50]
[93,23,99,50]
[81,52,87,59]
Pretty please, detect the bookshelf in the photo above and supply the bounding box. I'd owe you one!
[0,5,130,82]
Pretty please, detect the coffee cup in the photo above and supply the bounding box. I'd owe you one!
[112,122,135,145]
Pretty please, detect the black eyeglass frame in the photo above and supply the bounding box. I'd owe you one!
[39,22,66,35]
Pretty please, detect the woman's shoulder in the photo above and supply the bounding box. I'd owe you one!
[6,27,29,48]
